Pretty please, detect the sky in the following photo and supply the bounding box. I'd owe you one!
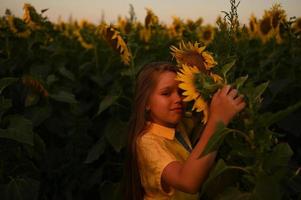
[1,0,301,25]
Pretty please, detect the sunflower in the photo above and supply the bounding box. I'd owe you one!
[193,97,209,123]
[258,13,273,43]
[7,15,31,38]
[145,8,159,28]
[195,17,203,27]
[248,14,258,37]
[186,19,196,31]
[23,3,41,30]
[168,16,184,38]
[210,72,223,83]
[275,21,287,44]
[139,27,152,43]
[117,16,131,34]
[176,64,211,123]
[79,19,95,30]
[176,65,201,101]
[199,25,215,45]
[101,25,132,65]
[170,41,217,72]
[22,75,49,97]
[76,29,94,49]
[292,17,301,34]
[171,41,224,123]
[269,4,286,30]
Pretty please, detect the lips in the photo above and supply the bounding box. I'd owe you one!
[170,107,183,113]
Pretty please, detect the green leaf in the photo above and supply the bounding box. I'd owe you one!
[105,119,127,152]
[217,187,251,200]
[58,67,75,81]
[24,105,51,127]
[260,100,301,127]
[0,115,34,145]
[201,159,229,195]
[100,182,122,200]
[0,97,12,113]
[34,132,46,155]
[84,137,106,164]
[29,64,51,79]
[252,81,269,102]
[200,122,231,157]
[233,75,248,90]
[94,95,119,117]
[268,79,290,97]
[263,143,293,171]
[5,178,40,200]
[0,77,18,94]
[253,175,283,200]
[49,91,78,104]
[221,60,235,79]
[46,74,58,85]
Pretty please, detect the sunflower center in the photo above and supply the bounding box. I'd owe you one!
[181,52,207,73]
[260,17,272,35]
[203,30,212,41]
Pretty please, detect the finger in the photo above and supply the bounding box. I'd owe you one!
[212,88,221,99]
[228,89,238,99]
[233,94,244,104]
[236,101,246,112]
[221,85,231,96]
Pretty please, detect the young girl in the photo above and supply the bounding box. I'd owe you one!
[125,62,246,200]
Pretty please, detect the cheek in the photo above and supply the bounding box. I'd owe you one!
[149,96,169,111]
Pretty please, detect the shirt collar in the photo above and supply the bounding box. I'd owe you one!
[148,122,175,140]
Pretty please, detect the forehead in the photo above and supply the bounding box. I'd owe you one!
[155,71,178,89]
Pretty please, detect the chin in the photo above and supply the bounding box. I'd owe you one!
[171,118,181,125]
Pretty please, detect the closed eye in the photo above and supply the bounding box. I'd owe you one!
[178,88,184,97]
[161,91,171,96]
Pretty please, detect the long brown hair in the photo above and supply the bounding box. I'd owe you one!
[124,61,178,200]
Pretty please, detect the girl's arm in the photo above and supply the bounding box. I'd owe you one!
[161,85,246,194]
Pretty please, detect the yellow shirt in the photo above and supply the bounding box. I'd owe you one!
[136,122,199,200]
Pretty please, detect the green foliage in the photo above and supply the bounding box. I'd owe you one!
[0,2,300,200]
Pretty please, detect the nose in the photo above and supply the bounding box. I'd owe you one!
[174,91,182,103]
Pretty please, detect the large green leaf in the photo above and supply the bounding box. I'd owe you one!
[105,119,127,152]
[49,91,78,104]
[200,122,231,157]
[260,100,301,127]
[100,182,122,200]
[252,81,269,103]
[0,77,18,94]
[4,178,39,200]
[58,67,75,81]
[0,115,34,145]
[201,159,229,195]
[94,95,119,117]
[217,187,251,200]
[24,105,51,127]
[0,97,12,114]
[220,60,236,79]
[253,175,283,200]
[84,137,106,164]
[233,75,248,90]
[263,143,293,171]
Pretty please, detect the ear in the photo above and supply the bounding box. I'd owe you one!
[146,105,150,111]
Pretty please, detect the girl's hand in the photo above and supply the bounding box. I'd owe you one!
[209,85,246,125]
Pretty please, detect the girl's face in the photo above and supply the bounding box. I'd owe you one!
[147,71,183,128]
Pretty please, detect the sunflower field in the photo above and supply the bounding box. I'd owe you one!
[0,1,301,200]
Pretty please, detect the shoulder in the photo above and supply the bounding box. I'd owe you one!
[137,131,164,148]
